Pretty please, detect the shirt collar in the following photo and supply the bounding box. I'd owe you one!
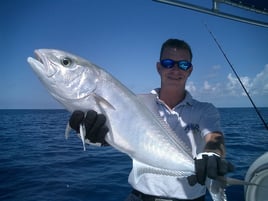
[151,88,194,107]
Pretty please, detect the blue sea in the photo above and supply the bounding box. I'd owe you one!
[0,108,267,201]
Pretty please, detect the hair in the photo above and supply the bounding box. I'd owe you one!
[160,39,193,61]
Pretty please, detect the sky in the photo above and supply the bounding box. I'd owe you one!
[1,0,268,109]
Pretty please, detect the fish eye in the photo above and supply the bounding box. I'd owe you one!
[61,57,73,67]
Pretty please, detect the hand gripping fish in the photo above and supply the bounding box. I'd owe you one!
[27,49,258,201]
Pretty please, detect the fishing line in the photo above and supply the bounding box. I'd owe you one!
[204,23,268,130]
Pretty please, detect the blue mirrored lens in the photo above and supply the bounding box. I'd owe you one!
[160,59,174,68]
[178,61,192,70]
[160,59,192,71]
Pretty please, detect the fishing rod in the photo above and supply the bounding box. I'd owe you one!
[204,23,268,130]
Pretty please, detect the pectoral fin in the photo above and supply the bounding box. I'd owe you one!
[92,93,115,110]
[79,123,86,151]
[65,122,87,151]
[65,123,72,140]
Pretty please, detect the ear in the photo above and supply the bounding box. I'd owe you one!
[156,62,161,75]
[188,65,193,77]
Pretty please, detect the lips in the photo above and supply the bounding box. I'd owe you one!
[34,50,43,64]
[167,72,185,80]
[34,49,57,77]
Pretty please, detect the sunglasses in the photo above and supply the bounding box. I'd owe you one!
[160,59,192,71]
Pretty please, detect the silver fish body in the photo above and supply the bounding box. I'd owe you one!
[27,49,194,175]
[206,179,227,201]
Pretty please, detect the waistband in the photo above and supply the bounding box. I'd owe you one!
[131,189,205,201]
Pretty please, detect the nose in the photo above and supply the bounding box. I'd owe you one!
[172,63,184,71]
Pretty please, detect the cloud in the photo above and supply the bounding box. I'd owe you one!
[186,81,197,93]
[204,81,211,90]
[251,64,268,95]
[203,80,220,92]
[212,65,221,70]
[226,64,268,96]
[226,73,252,96]
[187,64,268,99]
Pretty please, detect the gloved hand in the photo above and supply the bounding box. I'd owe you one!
[188,152,234,186]
[69,110,109,146]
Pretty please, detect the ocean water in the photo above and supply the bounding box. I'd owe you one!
[0,108,267,201]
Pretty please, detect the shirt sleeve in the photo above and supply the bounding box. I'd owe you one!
[198,103,222,137]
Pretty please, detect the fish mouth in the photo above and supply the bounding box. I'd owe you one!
[34,50,43,63]
[27,49,57,78]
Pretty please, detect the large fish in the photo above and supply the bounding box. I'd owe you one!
[27,49,256,201]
